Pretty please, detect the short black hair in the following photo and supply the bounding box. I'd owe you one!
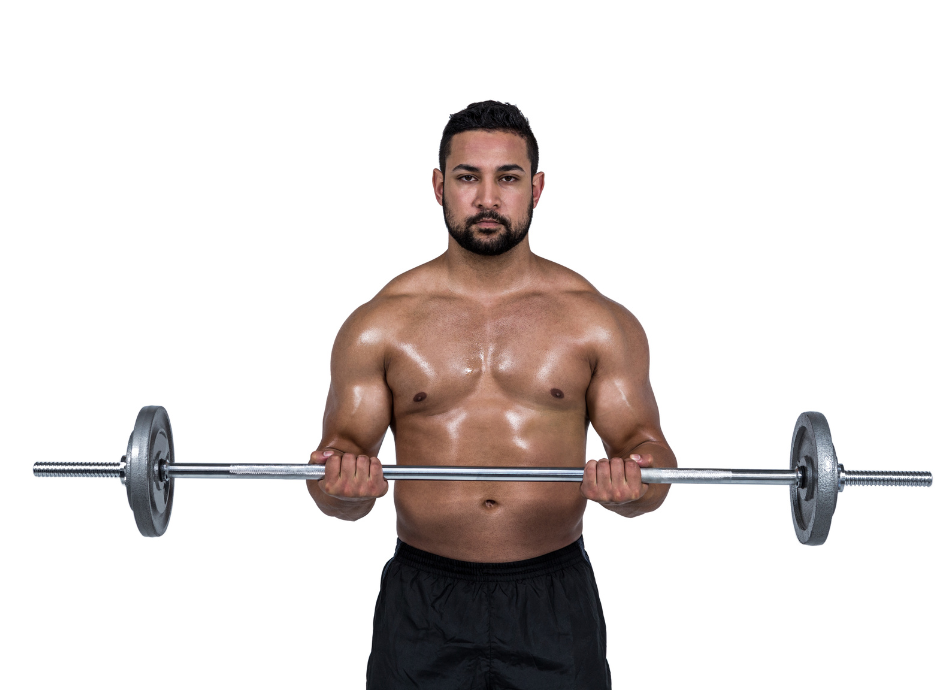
[439,101,539,176]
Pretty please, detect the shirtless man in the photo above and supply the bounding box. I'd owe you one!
[307,101,676,689]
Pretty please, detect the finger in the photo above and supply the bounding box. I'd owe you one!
[369,457,387,490]
[310,449,335,465]
[353,455,372,496]
[580,460,597,499]
[610,457,626,486]
[584,459,598,486]
[632,453,654,468]
[596,458,611,488]
[324,453,341,479]
[317,453,341,494]
[624,459,644,499]
[356,455,372,486]
[624,458,642,483]
[341,453,357,478]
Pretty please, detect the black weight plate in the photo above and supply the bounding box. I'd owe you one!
[126,406,175,537]
[789,411,838,545]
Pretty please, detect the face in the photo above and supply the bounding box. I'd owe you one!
[433,130,544,257]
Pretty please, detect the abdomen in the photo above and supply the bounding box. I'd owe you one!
[391,402,589,562]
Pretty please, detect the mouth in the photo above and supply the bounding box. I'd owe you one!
[472,216,505,228]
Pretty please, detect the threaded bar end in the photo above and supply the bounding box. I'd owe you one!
[33,462,125,478]
[843,470,932,487]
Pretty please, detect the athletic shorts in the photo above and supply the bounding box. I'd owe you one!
[366,537,611,690]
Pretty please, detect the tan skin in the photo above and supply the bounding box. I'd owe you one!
[307,129,676,562]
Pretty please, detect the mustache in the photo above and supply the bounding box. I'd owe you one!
[465,210,511,230]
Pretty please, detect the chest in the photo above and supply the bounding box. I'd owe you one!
[385,296,593,411]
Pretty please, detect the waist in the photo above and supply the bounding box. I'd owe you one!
[393,481,587,561]
[391,536,590,582]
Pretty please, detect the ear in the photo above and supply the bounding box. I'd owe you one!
[532,171,545,208]
[432,168,445,206]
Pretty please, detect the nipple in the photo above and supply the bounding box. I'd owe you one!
[413,392,427,402]
[550,388,564,399]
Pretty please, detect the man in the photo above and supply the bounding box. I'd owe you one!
[307,101,676,689]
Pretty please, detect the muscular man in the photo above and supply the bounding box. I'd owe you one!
[308,101,676,689]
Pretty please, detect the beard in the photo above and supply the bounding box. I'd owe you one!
[443,199,533,257]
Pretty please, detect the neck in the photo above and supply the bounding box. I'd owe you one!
[443,236,539,298]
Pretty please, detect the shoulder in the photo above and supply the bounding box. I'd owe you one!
[537,257,648,346]
[333,258,441,347]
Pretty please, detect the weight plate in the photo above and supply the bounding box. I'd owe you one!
[789,411,838,545]
[126,406,175,537]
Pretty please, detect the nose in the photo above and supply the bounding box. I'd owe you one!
[474,179,501,210]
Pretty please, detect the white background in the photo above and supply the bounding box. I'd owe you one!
[1,2,947,688]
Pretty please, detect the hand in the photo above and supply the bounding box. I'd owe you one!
[580,454,652,505]
[309,450,389,500]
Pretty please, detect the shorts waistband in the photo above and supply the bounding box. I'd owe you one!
[391,537,589,582]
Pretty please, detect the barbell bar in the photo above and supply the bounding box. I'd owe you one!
[33,406,933,544]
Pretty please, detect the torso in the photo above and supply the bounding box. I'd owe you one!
[374,258,612,561]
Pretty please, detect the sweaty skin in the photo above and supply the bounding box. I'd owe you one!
[307,130,676,562]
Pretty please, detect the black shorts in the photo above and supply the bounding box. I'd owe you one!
[366,537,611,690]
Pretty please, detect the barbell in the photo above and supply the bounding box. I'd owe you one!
[33,406,932,544]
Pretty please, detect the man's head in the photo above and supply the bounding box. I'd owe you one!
[439,101,539,178]
[434,101,544,257]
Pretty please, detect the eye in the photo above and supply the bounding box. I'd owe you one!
[458,174,477,182]
[500,175,518,183]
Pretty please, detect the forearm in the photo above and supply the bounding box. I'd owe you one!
[307,478,377,521]
[603,441,676,518]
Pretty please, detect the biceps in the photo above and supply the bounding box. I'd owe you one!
[587,372,662,453]
[322,378,393,455]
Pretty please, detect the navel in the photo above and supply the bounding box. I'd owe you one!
[413,392,428,403]
[550,388,564,399]
[483,499,497,509]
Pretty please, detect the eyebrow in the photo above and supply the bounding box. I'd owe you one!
[452,163,527,174]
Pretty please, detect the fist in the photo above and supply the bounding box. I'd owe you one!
[310,450,389,500]
[580,454,652,505]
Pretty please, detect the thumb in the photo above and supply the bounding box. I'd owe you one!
[310,449,335,465]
